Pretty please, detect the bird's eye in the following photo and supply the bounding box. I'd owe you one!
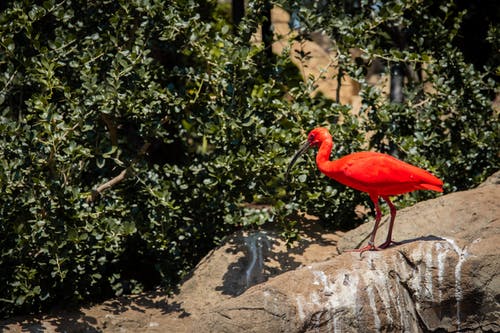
[309,134,315,141]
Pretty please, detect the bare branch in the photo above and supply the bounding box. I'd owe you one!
[87,141,151,203]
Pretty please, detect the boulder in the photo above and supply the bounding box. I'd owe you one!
[195,171,500,332]
[196,235,499,332]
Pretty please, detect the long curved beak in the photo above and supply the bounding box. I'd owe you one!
[286,140,311,181]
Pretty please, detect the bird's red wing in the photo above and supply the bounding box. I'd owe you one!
[327,152,443,195]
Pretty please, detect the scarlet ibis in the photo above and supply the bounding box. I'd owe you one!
[287,127,443,253]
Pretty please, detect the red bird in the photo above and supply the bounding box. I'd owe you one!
[287,127,443,253]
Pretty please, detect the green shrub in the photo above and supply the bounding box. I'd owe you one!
[0,0,497,317]
[0,0,342,316]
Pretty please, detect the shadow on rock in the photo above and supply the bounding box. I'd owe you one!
[215,216,341,297]
[0,308,100,333]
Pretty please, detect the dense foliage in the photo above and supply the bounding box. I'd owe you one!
[0,0,498,317]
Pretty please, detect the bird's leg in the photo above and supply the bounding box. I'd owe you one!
[349,195,382,253]
[378,196,401,249]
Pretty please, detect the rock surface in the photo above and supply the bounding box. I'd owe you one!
[197,236,499,333]
[193,171,500,333]
[2,4,498,330]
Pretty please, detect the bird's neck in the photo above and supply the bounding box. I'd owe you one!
[316,137,338,174]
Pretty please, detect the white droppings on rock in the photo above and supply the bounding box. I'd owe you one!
[442,237,470,331]
[361,261,394,326]
[319,270,360,312]
[389,254,408,328]
[310,291,321,307]
[414,243,428,300]
[245,236,258,287]
[366,285,381,332]
[313,312,322,332]
[295,295,306,321]
[333,313,340,333]
[294,269,362,331]
[435,242,448,302]
[405,242,436,302]
[293,238,475,332]
[393,271,413,331]
[424,247,434,301]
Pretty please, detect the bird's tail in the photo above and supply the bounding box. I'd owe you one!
[419,183,443,192]
[411,166,444,192]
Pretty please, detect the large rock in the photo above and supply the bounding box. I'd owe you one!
[195,171,500,332]
[197,236,499,332]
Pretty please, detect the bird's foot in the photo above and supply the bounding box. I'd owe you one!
[347,242,380,254]
[378,240,401,249]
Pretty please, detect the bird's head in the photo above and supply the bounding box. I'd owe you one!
[286,127,330,180]
[306,127,330,147]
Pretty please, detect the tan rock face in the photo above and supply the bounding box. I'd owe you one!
[194,172,499,332]
[196,234,498,332]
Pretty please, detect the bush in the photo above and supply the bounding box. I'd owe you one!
[0,0,497,317]
[0,0,340,316]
